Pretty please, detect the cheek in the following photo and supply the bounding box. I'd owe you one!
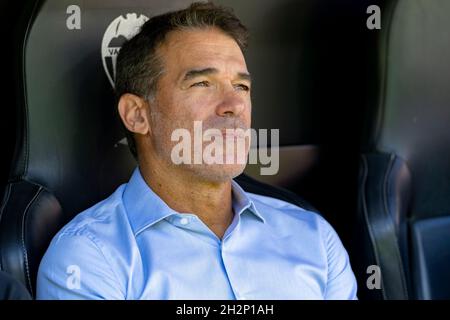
[176,91,218,120]
[243,100,252,125]
[153,90,194,125]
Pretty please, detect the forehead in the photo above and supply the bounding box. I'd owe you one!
[157,27,248,73]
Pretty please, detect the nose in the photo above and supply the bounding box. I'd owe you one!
[215,88,246,118]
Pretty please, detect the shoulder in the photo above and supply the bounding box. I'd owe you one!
[246,192,345,256]
[39,183,131,280]
[56,184,128,241]
[246,193,357,299]
[247,192,333,232]
[37,185,129,299]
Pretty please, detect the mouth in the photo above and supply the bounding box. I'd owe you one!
[205,128,249,140]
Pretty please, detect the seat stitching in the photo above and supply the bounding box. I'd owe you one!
[360,154,386,299]
[382,154,409,298]
[21,186,43,295]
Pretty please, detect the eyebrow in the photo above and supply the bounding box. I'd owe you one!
[237,72,252,82]
[181,67,252,82]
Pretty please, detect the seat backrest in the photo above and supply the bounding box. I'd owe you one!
[0,1,28,214]
[356,0,450,299]
[0,0,319,298]
[0,0,143,297]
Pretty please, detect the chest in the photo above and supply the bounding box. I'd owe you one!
[128,229,328,299]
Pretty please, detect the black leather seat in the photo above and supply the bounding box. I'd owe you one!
[0,0,138,298]
[0,0,316,298]
[354,0,450,300]
[0,1,28,213]
[0,270,31,300]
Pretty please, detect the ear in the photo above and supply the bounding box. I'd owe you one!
[117,93,150,135]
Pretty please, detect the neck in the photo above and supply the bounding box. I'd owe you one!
[138,153,234,239]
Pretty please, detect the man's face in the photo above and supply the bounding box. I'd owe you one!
[146,27,252,182]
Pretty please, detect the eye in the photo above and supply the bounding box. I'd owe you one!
[191,81,210,87]
[234,83,250,92]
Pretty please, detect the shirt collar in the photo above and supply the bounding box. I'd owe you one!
[123,167,265,236]
[230,179,265,223]
[123,167,179,236]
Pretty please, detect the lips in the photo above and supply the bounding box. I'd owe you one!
[205,130,245,140]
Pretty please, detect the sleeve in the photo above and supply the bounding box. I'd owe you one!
[320,218,358,300]
[36,233,125,300]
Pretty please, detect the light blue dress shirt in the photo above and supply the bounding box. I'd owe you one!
[37,167,357,300]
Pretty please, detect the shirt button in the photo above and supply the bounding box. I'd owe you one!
[180,217,189,225]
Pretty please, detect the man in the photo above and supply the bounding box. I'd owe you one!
[37,2,357,299]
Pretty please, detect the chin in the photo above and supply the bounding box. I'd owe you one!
[188,163,246,183]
